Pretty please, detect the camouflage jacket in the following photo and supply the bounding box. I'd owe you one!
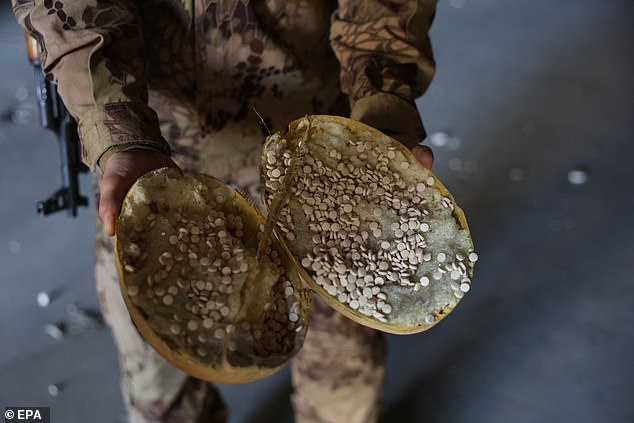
[13,0,436,170]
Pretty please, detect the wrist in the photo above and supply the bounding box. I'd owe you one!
[98,144,171,171]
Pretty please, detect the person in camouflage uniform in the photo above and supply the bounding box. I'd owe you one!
[13,1,437,422]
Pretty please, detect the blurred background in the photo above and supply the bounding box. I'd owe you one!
[1,0,632,422]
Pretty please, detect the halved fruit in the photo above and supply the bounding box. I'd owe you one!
[115,168,311,383]
[261,115,476,334]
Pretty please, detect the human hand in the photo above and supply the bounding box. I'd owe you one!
[99,149,180,237]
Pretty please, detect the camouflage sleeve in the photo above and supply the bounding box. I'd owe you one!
[12,0,170,170]
[330,0,437,142]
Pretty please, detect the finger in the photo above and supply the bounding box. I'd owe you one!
[102,211,115,237]
[98,177,126,237]
[412,145,434,169]
[98,191,117,236]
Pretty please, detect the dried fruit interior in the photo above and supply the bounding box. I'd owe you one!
[117,170,308,371]
[262,117,476,331]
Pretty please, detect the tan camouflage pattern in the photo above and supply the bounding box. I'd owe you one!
[14,0,437,421]
[330,0,437,105]
[13,0,435,170]
[291,297,386,423]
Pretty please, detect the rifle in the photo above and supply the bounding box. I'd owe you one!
[25,33,88,217]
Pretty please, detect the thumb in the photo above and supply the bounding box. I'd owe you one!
[412,145,434,169]
[102,211,115,237]
[98,175,127,237]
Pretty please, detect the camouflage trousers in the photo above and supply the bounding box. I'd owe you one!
[94,117,387,423]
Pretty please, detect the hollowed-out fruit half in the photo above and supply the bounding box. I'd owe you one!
[261,115,476,334]
[115,168,311,383]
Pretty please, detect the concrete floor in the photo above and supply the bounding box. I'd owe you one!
[1,1,633,422]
